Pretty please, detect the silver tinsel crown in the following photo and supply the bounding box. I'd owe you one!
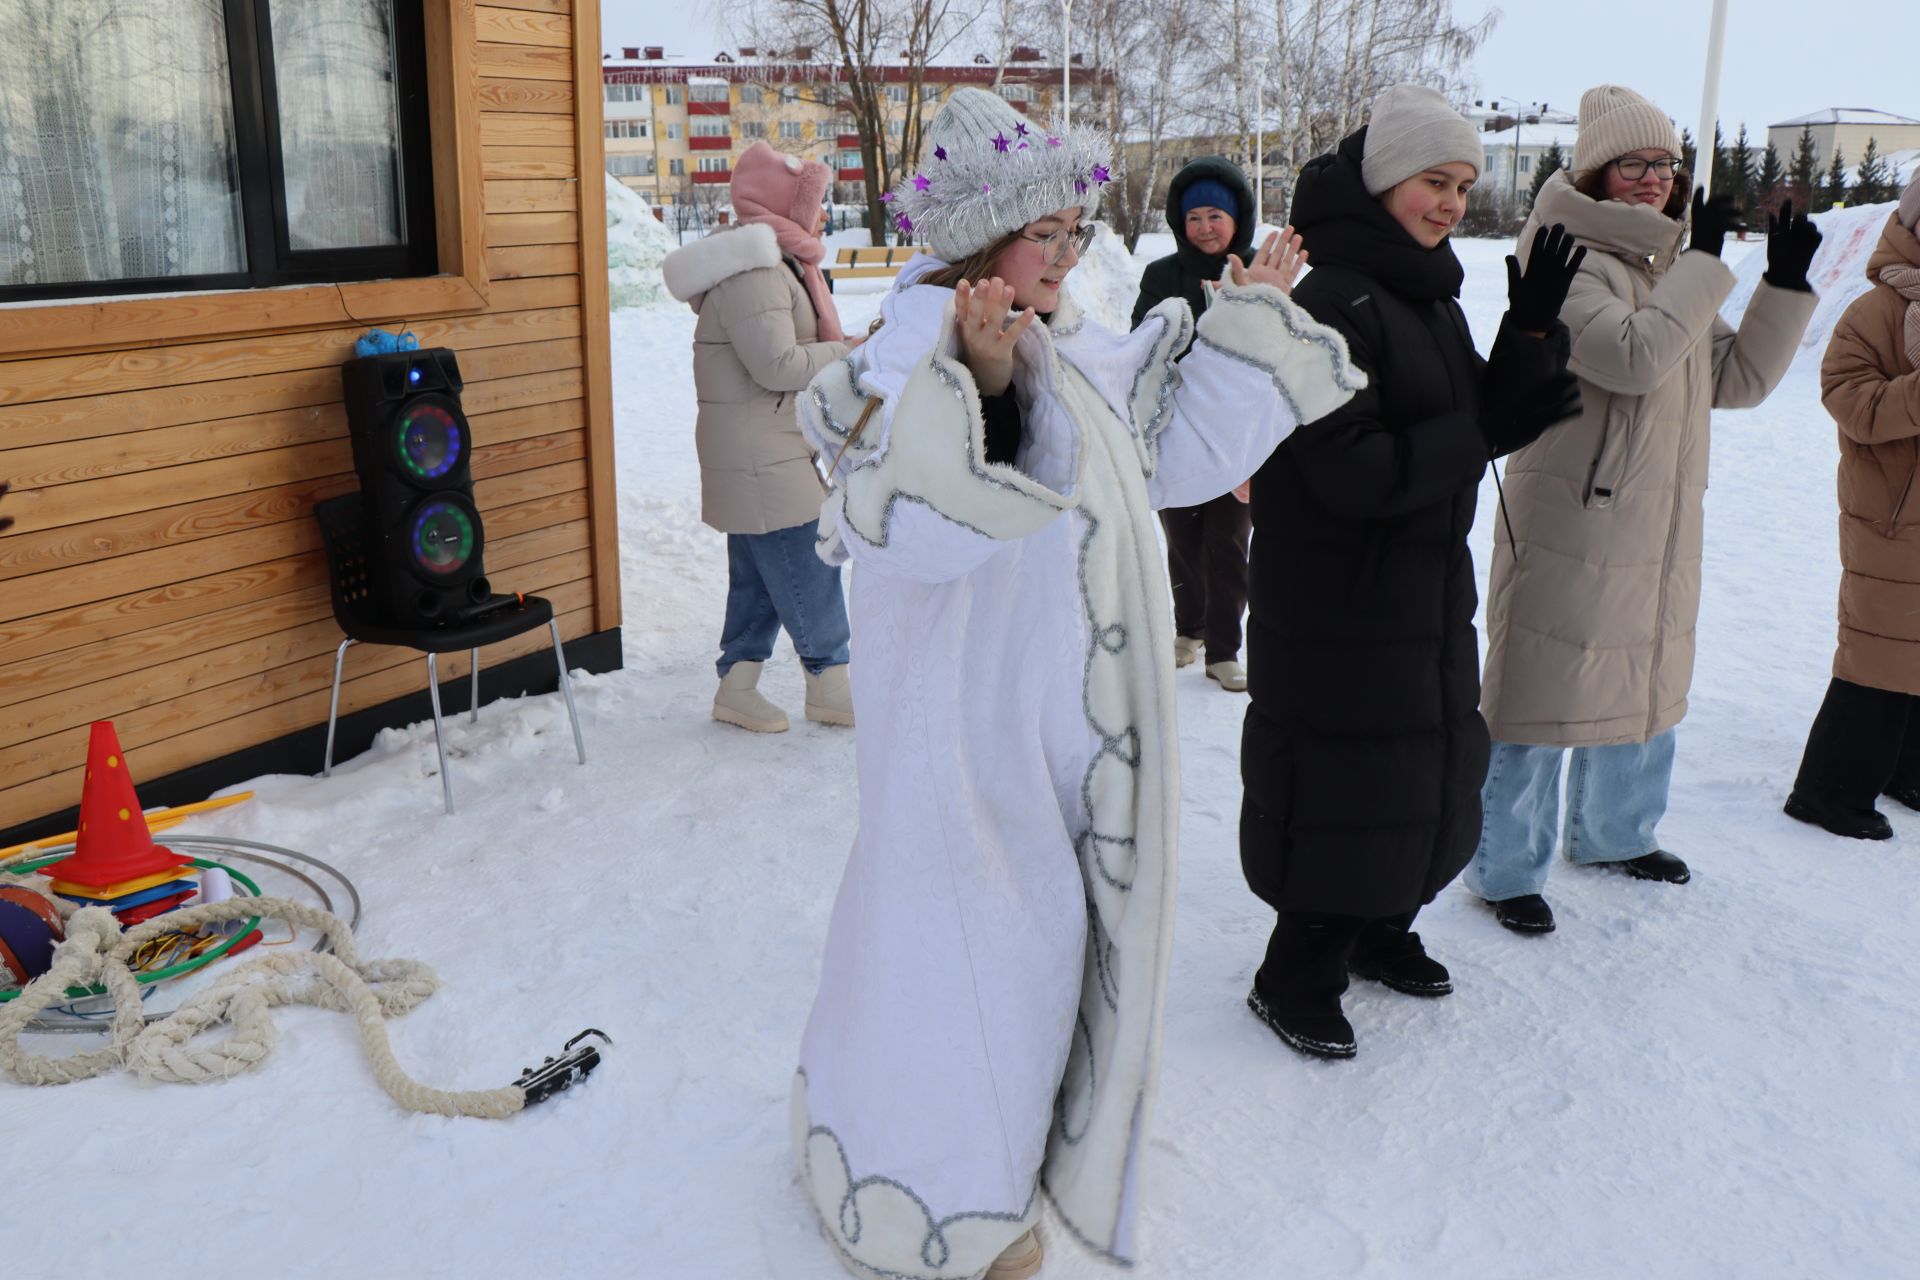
[882,87,1113,261]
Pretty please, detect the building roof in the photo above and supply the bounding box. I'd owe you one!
[1479,120,1580,151]
[1770,108,1920,128]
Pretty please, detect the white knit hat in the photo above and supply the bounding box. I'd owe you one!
[1572,85,1684,177]
[885,87,1112,261]
[1360,84,1484,196]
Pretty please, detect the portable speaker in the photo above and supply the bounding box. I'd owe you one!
[339,347,490,627]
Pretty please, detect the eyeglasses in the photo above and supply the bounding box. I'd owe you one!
[1022,222,1097,265]
[1610,156,1682,181]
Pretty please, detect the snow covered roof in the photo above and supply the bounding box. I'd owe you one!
[1479,121,1580,151]
[1771,108,1920,128]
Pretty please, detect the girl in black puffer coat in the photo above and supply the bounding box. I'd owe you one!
[1240,85,1586,1060]
[1133,156,1262,689]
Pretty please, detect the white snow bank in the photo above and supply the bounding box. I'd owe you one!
[1065,222,1145,332]
[607,175,676,310]
[1724,200,1902,366]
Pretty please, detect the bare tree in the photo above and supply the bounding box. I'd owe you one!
[728,0,987,244]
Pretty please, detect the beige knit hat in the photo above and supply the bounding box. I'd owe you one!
[1572,85,1684,177]
[1360,84,1484,196]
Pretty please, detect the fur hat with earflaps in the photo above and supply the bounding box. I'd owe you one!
[883,87,1113,262]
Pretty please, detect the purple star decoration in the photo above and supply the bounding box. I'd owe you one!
[1046,136,1062,148]
[1014,122,1030,138]
[880,191,896,203]
[895,212,914,235]
[981,182,993,194]
[991,132,1011,153]
[1091,165,1112,186]
[911,173,931,192]
[934,145,947,161]
[1074,179,1089,194]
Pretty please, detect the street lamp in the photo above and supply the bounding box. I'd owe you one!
[1482,97,1549,208]
[1060,1,1075,132]
[1253,55,1270,230]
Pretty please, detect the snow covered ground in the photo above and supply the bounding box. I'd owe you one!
[9,215,1919,1279]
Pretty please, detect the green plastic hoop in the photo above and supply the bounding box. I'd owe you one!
[0,857,265,1002]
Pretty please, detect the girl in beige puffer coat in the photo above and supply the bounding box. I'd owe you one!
[662,142,858,734]
[1467,85,1819,933]
[1785,175,1920,840]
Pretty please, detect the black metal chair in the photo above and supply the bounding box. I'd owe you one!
[315,494,587,814]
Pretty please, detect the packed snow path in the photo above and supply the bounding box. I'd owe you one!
[7,227,1914,1278]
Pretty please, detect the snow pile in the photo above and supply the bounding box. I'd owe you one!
[1724,200,1901,366]
[607,174,676,310]
[1066,222,1145,331]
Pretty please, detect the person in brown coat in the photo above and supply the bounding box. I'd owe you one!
[662,142,859,735]
[1786,175,1920,840]
[1468,85,1819,933]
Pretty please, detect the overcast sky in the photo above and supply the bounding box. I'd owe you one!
[608,0,1915,147]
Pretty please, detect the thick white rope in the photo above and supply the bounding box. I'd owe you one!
[0,888,524,1118]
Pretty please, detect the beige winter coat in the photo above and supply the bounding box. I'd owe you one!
[662,223,851,534]
[1480,172,1816,747]
[1826,212,1920,695]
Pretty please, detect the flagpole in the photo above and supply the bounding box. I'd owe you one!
[1693,0,1731,201]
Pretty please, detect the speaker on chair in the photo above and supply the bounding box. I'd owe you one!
[339,347,490,628]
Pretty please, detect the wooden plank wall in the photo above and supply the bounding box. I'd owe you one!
[0,0,614,829]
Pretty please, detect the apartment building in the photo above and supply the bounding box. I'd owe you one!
[605,44,1110,214]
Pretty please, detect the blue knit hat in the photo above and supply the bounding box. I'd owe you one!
[1180,178,1239,221]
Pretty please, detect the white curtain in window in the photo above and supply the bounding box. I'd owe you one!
[0,0,246,288]
[270,0,403,252]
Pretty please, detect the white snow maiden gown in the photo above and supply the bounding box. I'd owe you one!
[792,256,1363,1279]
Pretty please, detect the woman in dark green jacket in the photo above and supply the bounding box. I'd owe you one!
[1132,156,1260,690]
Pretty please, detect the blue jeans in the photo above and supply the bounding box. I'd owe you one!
[1464,730,1677,902]
[717,519,851,678]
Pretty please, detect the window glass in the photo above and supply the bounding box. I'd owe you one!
[270,0,404,251]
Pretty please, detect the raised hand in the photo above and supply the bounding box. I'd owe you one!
[1763,199,1823,292]
[1688,188,1743,259]
[1505,222,1588,334]
[953,276,1036,397]
[1226,228,1308,295]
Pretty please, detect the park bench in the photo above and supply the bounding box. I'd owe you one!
[826,245,915,290]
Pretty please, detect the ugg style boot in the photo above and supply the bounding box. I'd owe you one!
[713,661,789,734]
[1246,982,1356,1060]
[985,1229,1044,1280]
[1348,928,1453,996]
[1786,791,1895,840]
[804,665,855,727]
[1206,659,1248,692]
[1173,636,1203,668]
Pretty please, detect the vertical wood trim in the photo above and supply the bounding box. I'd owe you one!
[571,0,621,630]
[426,0,491,305]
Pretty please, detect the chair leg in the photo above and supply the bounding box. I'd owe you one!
[469,647,480,724]
[323,637,356,777]
[550,617,587,765]
[427,652,455,815]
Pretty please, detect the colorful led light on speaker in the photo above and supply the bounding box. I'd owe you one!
[395,402,462,480]
[409,499,475,576]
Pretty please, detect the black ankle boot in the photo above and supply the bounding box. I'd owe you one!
[1785,792,1894,841]
[1488,894,1555,934]
[1882,784,1920,814]
[1613,850,1691,883]
[1246,983,1356,1060]
[1349,929,1452,996]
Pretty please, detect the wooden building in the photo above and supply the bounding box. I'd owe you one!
[0,1,619,841]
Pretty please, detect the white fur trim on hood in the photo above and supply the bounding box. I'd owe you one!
[661,222,781,303]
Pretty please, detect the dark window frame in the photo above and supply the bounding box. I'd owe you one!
[0,0,436,305]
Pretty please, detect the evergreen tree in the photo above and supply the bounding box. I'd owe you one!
[1680,127,1697,179]
[1711,123,1734,198]
[1855,137,1892,205]
[1527,139,1564,206]
[1756,141,1785,213]
[1788,125,1820,207]
[1727,124,1756,209]
[1823,144,1849,210]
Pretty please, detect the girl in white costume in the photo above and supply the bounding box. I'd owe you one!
[791,88,1363,1279]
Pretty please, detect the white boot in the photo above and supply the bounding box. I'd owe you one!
[1206,659,1248,692]
[1173,635,1203,668]
[713,661,789,733]
[804,665,855,727]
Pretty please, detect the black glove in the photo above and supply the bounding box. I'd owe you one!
[1504,223,1588,333]
[1688,188,1743,259]
[1480,368,1583,455]
[1763,199,1822,291]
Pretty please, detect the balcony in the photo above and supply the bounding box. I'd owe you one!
[693,169,730,184]
[836,133,862,148]
[837,167,865,181]
[688,100,731,116]
[689,135,731,151]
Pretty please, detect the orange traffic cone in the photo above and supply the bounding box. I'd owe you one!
[37,722,193,889]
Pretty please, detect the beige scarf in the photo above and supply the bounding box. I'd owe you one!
[1880,260,1920,371]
